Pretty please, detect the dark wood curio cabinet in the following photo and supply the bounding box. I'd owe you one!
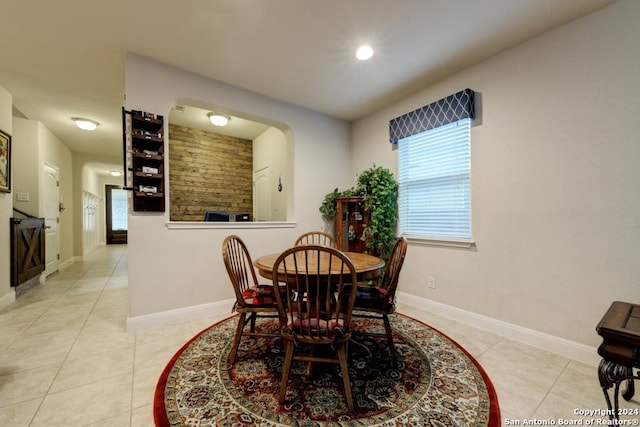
[334,196,370,253]
[122,109,165,212]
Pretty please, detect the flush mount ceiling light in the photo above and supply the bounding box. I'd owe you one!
[207,112,230,127]
[72,117,99,131]
[110,171,122,177]
[355,45,374,61]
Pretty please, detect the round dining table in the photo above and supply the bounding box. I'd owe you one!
[254,250,385,283]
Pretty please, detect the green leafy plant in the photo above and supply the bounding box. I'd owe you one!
[319,165,398,260]
[319,188,340,220]
[319,187,358,220]
[355,166,398,259]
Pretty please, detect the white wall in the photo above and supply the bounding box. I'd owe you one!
[12,118,39,216]
[253,127,288,221]
[0,99,74,305]
[125,54,351,322]
[78,165,126,255]
[12,118,76,270]
[0,84,13,308]
[351,0,639,348]
[81,165,103,256]
[38,123,74,266]
[71,152,123,258]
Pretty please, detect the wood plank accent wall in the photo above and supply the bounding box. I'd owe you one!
[168,124,253,221]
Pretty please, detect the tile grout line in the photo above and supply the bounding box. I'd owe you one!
[28,247,125,427]
[529,358,572,419]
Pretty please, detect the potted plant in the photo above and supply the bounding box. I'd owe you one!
[354,166,398,259]
[319,165,398,260]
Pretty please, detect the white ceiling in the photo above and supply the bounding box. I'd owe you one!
[0,0,614,176]
[169,105,271,140]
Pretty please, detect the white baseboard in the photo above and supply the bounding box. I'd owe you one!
[0,289,16,311]
[125,292,600,366]
[60,258,76,270]
[397,291,600,366]
[126,299,234,332]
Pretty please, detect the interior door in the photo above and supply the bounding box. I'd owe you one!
[43,164,60,276]
[106,185,128,244]
[253,167,270,221]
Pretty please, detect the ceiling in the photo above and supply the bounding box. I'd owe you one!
[169,105,271,141]
[0,0,614,176]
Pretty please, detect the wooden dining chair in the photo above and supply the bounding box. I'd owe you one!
[351,237,407,362]
[271,245,359,411]
[294,231,337,248]
[222,235,282,364]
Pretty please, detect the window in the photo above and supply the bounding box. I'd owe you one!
[398,117,471,240]
[390,89,475,242]
[110,188,129,231]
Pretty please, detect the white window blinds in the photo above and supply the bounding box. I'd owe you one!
[398,118,471,239]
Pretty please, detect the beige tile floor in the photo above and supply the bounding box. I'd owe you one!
[1,245,637,426]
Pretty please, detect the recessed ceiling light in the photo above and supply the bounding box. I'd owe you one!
[72,117,99,131]
[356,45,374,61]
[207,113,230,127]
[110,171,122,177]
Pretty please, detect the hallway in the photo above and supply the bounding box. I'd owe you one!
[0,245,637,425]
[0,245,225,426]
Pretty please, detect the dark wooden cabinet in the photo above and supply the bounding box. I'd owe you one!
[10,217,45,287]
[123,109,165,212]
[335,196,370,253]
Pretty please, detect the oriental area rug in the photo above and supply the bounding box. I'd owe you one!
[154,313,500,426]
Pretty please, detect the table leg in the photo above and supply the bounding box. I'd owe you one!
[598,359,635,420]
[622,376,635,401]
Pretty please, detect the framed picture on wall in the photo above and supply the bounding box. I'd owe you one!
[0,129,10,193]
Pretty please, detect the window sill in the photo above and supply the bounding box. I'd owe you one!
[166,221,297,230]
[404,235,476,249]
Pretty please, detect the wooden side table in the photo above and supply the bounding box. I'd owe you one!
[596,301,640,420]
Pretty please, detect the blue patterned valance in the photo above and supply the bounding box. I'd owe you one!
[389,88,475,144]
